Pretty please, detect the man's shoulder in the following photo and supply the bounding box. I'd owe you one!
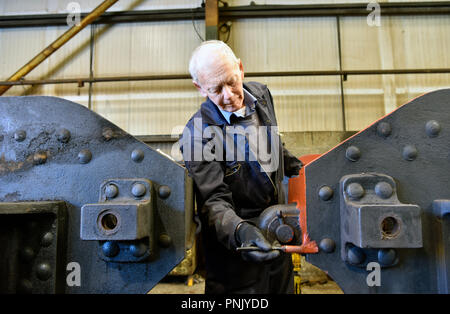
[244,81,269,96]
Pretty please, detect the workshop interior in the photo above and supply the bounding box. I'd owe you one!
[0,0,449,294]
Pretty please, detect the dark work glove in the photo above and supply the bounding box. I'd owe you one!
[235,222,280,262]
[283,143,303,177]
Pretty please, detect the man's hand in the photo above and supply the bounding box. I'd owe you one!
[235,222,280,262]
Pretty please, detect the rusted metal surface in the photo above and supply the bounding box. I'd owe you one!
[0,96,193,293]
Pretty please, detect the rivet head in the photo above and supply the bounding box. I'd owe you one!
[375,182,393,199]
[347,246,365,265]
[20,247,35,262]
[102,241,119,257]
[131,149,144,163]
[14,130,26,142]
[319,238,336,253]
[41,232,54,247]
[33,151,47,165]
[346,183,365,199]
[158,185,171,199]
[131,183,146,197]
[105,184,119,199]
[56,128,71,143]
[425,120,441,138]
[36,263,52,281]
[402,145,417,161]
[78,149,92,164]
[318,186,333,201]
[158,234,172,248]
[129,242,148,257]
[377,122,392,137]
[378,248,396,266]
[345,146,361,162]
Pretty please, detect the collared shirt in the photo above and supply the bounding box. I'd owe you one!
[216,88,257,124]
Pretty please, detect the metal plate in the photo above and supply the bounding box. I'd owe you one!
[305,88,450,293]
[0,96,193,293]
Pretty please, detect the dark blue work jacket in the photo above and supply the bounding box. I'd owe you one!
[179,81,302,250]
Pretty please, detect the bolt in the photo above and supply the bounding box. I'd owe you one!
[346,183,365,199]
[345,146,361,162]
[78,149,92,164]
[132,183,146,197]
[41,232,54,247]
[347,246,365,265]
[402,145,417,161]
[131,149,144,163]
[129,242,148,257]
[105,184,119,199]
[14,130,26,142]
[36,262,52,281]
[158,185,171,199]
[375,182,393,199]
[318,186,333,201]
[158,234,172,248]
[378,248,397,266]
[56,128,71,143]
[377,122,392,137]
[319,238,336,253]
[20,247,35,262]
[33,151,47,165]
[275,224,294,244]
[102,241,119,258]
[425,120,441,138]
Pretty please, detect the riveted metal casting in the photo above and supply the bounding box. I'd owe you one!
[302,88,450,293]
[0,96,193,293]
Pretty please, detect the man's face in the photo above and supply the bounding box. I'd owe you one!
[194,58,245,112]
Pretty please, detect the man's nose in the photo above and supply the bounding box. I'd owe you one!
[222,85,233,100]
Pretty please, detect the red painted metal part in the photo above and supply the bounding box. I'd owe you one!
[288,154,321,254]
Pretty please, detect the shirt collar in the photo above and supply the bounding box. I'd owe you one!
[217,88,257,124]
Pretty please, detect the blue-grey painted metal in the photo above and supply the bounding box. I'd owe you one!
[305,88,450,293]
[0,96,194,293]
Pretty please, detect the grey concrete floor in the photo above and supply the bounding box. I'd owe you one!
[148,258,343,294]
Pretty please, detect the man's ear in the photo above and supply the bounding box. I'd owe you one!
[238,59,244,81]
[193,81,207,98]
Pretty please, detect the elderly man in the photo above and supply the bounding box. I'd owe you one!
[180,40,302,294]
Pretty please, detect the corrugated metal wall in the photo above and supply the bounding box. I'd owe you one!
[1,0,449,135]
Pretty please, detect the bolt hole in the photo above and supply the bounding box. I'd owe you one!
[381,216,400,239]
[101,213,118,231]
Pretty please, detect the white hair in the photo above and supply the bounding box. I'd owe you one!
[189,40,239,84]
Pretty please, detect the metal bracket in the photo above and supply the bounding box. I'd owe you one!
[340,173,423,267]
[80,178,155,263]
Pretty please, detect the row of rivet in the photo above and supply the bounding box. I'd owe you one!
[346,120,442,163]
[318,238,397,266]
[18,231,55,293]
[105,183,171,199]
[319,181,393,202]
[101,233,172,258]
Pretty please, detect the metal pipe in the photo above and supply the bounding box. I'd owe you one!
[0,0,118,96]
[0,69,449,86]
[1,2,449,28]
